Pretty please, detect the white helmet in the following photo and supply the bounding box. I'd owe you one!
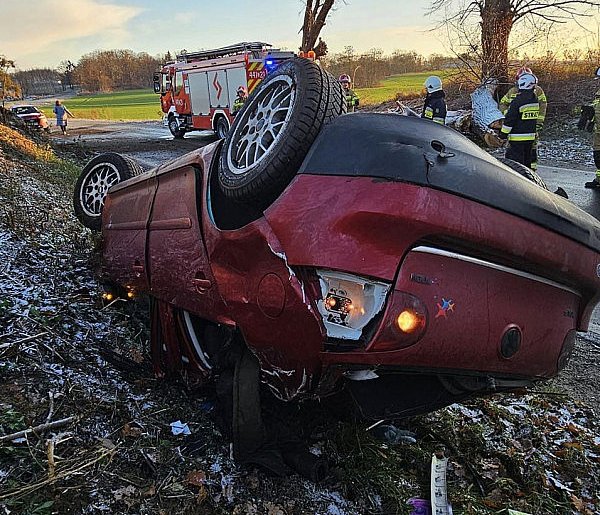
[424,75,443,93]
[517,73,537,90]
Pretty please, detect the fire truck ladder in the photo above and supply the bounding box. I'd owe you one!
[176,42,272,62]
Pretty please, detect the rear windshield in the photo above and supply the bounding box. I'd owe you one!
[12,106,39,115]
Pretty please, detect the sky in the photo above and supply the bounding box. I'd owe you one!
[0,0,598,70]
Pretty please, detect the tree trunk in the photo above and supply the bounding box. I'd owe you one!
[480,0,513,82]
[301,0,335,52]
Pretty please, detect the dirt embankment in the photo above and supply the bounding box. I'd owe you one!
[1,122,599,514]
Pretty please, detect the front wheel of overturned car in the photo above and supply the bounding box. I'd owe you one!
[498,157,549,190]
[73,152,144,231]
[218,57,346,210]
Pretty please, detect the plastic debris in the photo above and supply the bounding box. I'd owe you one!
[431,450,452,515]
[371,424,417,445]
[407,497,431,515]
[170,420,191,436]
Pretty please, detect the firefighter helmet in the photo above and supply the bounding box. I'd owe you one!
[237,86,247,95]
[517,73,537,90]
[515,66,533,80]
[338,74,351,84]
[424,75,443,93]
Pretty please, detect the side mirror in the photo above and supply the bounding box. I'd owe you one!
[153,81,161,94]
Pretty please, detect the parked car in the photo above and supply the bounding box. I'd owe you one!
[10,105,50,131]
[74,57,600,437]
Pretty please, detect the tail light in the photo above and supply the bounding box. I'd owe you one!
[315,270,390,340]
[367,291,428,351]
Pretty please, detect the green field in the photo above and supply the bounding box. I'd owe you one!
[39,89,163,121]
[33,72,449,121]
[356,70,451,105]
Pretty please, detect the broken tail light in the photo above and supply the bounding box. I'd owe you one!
[315,270,391,340]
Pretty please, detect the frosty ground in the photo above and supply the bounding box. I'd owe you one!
[0,120,599,514]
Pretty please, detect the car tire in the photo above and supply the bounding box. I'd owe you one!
[168,114,186,139]
[498,157,549,190]
[73,153,144,231]
[215,116,230,139]
[218,57,346,209]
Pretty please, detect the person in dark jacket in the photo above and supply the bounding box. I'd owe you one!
[422,76,446,124]
[498,73,539,168]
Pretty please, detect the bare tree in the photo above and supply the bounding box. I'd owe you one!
[0,56,17,106]
[429,0,600,81]
[300,0,336,57]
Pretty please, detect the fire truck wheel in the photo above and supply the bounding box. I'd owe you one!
[168,115,186,139]
[218,57,346,208]
[215,117,230,139]
[73,153,144,231]
[498,157,548,190]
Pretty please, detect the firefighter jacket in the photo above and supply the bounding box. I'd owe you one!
[594,87,600,151]
[344,88,360,112]
[499,85,547,127]
[499,89,539,142]
[233,96,246,114]
[421,90,447,124]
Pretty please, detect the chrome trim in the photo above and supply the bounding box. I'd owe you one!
[411,246,581,297]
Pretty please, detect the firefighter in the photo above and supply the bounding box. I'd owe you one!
[584,67,600,188]
[422,76,447,125]
[498,73,539,168]
[339,74,359,112]
[499,67,547,170]
[233,86,247,115]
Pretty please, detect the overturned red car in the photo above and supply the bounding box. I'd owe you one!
[74,58,600,424]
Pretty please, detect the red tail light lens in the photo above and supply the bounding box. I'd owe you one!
[367,291,428,352]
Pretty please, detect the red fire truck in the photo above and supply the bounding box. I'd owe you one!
[153,42,294,139]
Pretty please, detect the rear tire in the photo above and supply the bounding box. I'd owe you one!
[498,157,548,190]
[218,57,346,209]
[73,153,144,231]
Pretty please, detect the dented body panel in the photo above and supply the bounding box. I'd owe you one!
[100,115,600,415]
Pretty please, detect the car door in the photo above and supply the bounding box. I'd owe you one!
[102,174,157,291]
[147,165,226,321]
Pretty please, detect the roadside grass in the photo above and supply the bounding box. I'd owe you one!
[38,89,163,121]
[356,70,452,105]
[0,124,80,193]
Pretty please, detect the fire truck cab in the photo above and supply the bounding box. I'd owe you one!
[154,42,294,139]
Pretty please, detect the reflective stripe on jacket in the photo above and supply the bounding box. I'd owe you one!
[499,85,547,124]
[233,97,246,113]
[421,90,447,125]
[500,90,539,142]
[345,89,359,112]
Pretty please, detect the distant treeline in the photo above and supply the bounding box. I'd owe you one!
[9,47,456,96]
[322,47,456,88]
[12,50,163,95]
[75,50,162,92]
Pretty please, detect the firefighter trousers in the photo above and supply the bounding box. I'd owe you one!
[506,141,534,169]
